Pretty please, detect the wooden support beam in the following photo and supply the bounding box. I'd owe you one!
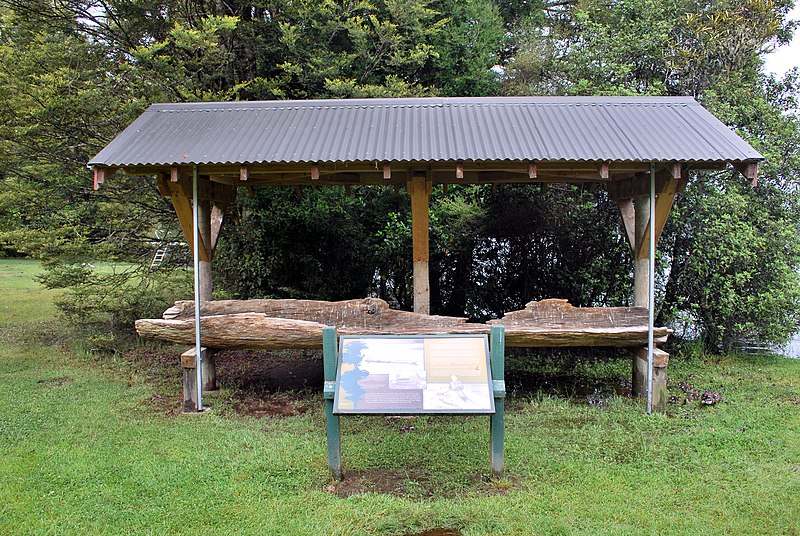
[470,170,610,184]
[383,163,392,180]
[127,161,665,186]
[635,173,688,260]
[344,184,352,196]
[208,174,239,186]
[606,167,688,200]
[633,195,651,301]
[735,162,759,186]
[668,162,682,180]
[409,173,432,314]
[240,165,249,182]
[616,198,636,252]
[311,164,320,181]
[606,165,688,257]
[170,167,180,182]
[159,175,211,262]
[156,173,171,197]
[597,162,610,180]
[165,161,651,176]
[162,175,237,203]
[197,198,213,300]
[274,171,363,184]
[294,185,303,200]
[210,202,228,256]
[120,161,660,184]
[93,167,107,190]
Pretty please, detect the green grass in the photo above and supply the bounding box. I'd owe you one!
[0,259,60,325]
[1,259,799,535]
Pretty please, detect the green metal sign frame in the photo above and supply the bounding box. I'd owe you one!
[323,325,506,480]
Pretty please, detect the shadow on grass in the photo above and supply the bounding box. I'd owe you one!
[122,343,643,417]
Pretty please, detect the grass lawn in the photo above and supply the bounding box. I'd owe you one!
[0,258,798,535]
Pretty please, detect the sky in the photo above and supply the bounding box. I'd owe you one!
[764,5,800,77]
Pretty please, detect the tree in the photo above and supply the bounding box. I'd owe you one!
[659,72,800,350]
[502,0,800,350]
[1,0,798,353]
[0,0,506,328]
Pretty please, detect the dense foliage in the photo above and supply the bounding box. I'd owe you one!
[0,0,798,350]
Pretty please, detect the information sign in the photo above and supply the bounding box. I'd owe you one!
[333,335,494,414]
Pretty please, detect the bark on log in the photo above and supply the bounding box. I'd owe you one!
[137,298,670,350]
[489,298,650,328]
[489,299,670,346]
[137,314,329,350]
[163,297,469,327]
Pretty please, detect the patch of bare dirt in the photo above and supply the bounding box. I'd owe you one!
[37,375,73,387]
[464,472,519,496]
[226,391,312,418]
[125,347,322,418]
[216,348,323,392]
[142,392,183,417]
[325,469,433,498]
[216,349,321,418]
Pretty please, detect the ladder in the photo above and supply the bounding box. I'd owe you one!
[150,246,169,269]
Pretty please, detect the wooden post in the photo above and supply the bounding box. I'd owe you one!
[610,171,688,411]
[202,352,216,392]
[490,326,505,478]
[633,347,668,411]
[632,195,650,398]
[182,366,198,413]
[181,347,216,412]
[409,173,432,314]
[322,327,342,479]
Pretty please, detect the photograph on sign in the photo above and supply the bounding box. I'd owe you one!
[334,335,494,414]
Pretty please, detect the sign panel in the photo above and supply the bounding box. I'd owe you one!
[333,335,494,414]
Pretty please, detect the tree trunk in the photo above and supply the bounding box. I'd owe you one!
[139,298,670,350]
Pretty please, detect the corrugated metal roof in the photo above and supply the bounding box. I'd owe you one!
[89,96,763,167]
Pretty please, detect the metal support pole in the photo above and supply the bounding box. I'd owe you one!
[193,166,203,412]
[646,164,656,414]
[490,325,506,478]
[322,327,342,479]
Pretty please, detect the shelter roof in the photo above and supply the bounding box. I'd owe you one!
[89,96,762,169]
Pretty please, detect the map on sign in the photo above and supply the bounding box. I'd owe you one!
[333,335,494,414]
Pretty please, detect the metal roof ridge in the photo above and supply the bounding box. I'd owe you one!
[146,96,699,113]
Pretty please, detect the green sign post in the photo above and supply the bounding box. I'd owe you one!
[322,326,506,479]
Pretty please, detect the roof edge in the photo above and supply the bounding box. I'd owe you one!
[145,95,700,112]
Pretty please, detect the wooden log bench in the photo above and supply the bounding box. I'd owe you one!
[135,298,672,411]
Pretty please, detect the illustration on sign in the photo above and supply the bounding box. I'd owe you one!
[334,336,494,414]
